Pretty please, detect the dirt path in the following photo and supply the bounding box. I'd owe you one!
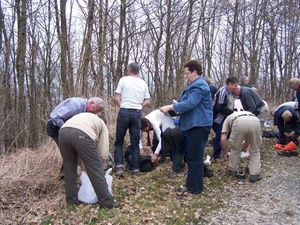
[207,153,300,224]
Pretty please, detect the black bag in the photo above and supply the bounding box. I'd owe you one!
[139,155,154,172]
[125,146,154,172]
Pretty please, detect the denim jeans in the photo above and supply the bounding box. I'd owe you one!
[212,118,225,159]
[114,108,141,172]
[185,126,211,194]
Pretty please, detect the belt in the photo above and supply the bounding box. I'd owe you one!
[237,114,255,118]
[121,108,141,112]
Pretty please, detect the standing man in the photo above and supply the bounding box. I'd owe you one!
[59,112,120,208]
[212,76,239,161]
[221,111,262,183]
[114,62,151,178]
[47,97,105,179]
[234,84,269,131]
[289,78,300,105]
[160,60,213,196]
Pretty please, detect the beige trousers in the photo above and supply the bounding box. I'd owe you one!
[228,115,262,175]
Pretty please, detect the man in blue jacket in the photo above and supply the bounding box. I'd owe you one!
[273,105,299,145]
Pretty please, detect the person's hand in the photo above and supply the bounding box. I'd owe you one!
[151,154,158,163]
[160,105,172,113]
[79,164,86,172]
[224,153,229,161]
[140,148,146,156]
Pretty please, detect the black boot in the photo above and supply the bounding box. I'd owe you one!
[204,165,214,178]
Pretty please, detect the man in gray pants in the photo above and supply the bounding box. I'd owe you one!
[220,111,262,182]
[59,112,120,208]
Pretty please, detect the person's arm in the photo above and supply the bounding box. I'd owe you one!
[220,132,229,161]
[217,103,233,116]
[114,93,121,107]
[160,104,174,113]
[142,98,151,108]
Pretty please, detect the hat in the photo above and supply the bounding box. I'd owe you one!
[282,110,292,121]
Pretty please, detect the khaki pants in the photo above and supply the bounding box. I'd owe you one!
[228,115,262,175]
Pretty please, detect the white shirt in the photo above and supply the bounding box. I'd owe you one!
[115,76,150,109]
[139,110,175,155]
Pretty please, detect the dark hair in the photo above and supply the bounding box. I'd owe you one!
[141,118,150,130]
[128,62,140,74]
[226,76,239,85]
[184,60,203,75]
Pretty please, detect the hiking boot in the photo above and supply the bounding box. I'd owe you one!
[131,171,140,178]
[204,167,214,178]
[227,170,238,177]
[277,150,291,157]
[102,201,121,209]
[249,174,262,182]
[115,167,124,178]
[169,171,185,178]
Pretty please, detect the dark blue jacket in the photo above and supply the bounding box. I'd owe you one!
[274,105,298,133]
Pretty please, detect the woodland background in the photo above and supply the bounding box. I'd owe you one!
[0,0,300,152]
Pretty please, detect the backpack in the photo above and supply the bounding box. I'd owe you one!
[139,155,154,172]
[125,146,154,172]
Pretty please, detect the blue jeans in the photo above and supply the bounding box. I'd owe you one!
[212,118,225,159]
[114,108,141,172]
[185,126,211,194]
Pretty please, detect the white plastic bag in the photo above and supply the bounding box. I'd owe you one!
[105,168,113,196]
[78,169,113,204]
[78,171,98,204]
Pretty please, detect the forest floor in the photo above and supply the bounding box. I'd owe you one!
[0,128,300,225]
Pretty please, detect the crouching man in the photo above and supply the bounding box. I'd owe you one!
[58,112,120,208]
[220,111,262,182]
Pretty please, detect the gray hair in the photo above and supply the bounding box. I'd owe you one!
[89,97,104,109]
[241,76,249,83]
[289,78,300,85]
[128,62,140,74]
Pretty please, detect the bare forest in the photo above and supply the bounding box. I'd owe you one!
[0,0,299,158]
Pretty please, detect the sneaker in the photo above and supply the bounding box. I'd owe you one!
[249,174,262,182]
[115,167,124,178]
[241,152,250,159]
[169,171,185,178]
[131,171,140,178]
[227,170,238,177]
[177,185,187,192]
